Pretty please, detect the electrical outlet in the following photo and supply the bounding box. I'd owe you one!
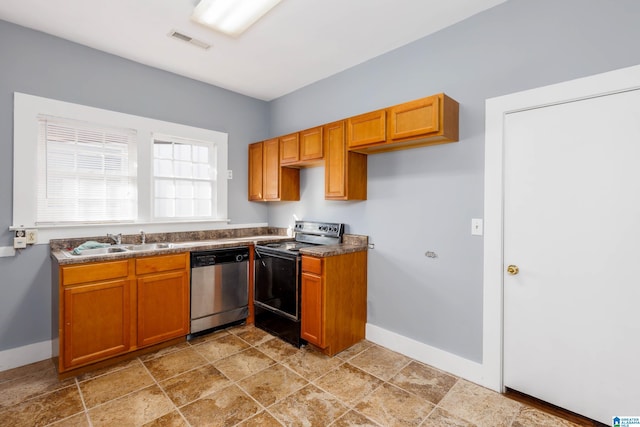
[14,237,27,249]
[227,170,233,179]
[26,229,37,244]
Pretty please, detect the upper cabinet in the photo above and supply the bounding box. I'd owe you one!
[346,109,386,149]
[279,127,324,167]
[324,120,367,200]
[248,139,300,202]
[348,93,459,154]
[248,93,458,202]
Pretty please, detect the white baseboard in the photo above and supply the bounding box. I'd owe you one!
[366,323,496,390]
[0,340,53,372]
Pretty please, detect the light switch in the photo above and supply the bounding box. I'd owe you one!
[471,218,483,236]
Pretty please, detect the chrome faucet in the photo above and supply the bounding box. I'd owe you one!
[140,230,146,244]
[107,233,122,245]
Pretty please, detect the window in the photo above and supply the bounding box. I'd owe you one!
[13,92,228,239]
[152,135,216,219]
[37,116,137,224]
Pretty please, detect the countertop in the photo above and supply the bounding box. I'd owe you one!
[51,233,368,265]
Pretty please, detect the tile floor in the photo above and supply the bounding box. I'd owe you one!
[0,324,584,427]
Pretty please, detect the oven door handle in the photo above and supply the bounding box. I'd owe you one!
[253,300,300,321]
[255,248,298,261]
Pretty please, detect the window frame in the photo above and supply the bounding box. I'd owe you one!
[13,92,229,242]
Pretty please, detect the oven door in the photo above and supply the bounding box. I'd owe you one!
[254,248,300,321]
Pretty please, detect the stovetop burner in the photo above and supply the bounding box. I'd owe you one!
[256,220,344,257]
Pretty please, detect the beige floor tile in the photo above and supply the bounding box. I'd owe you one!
[76,358,142,382]
[88,385,174,427]
[237,410,285,427]
[354,382,434,427]
[186,328,230,345]
[315,363,383,406]
[79,362,155,408]
[213,347,275,381]
[0,361,75,409]
[231,325,276,346]
[192,333,250,362]
[389,361,457,404]
[269,384,349,427]
[335,340,373,361]
[281,346,343,381]
[142,410,189,427]
[0,359,54,383]
[331,410,382,426]
[438,380,521,427]
[349,345,411,381]
[238,363,308,407]
[49,411,91,426]
[255,336,302,360]
[138,342,191,362]
[180,384,261,427]
[511,406,582,427]
[143,347,208,381]
[160,364,231,406]
[421,407,476,427]
[0,384,84,427]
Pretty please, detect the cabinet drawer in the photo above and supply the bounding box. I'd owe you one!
[302,256,322,275]
[136,253,188,275]
[62,260,129,286]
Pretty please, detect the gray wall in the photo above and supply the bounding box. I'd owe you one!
[267,0,640,362]
[0,20,269,351]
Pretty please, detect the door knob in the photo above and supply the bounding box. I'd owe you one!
[507,265,519,275]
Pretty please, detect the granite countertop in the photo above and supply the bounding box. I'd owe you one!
[51,230,369,265]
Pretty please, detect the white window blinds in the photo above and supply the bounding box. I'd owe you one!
[153,135,216,219]
[36,116,137,224]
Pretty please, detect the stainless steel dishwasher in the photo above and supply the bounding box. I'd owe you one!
[189,247,249,338]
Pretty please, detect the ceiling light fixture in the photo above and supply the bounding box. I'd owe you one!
[191,0,282,37]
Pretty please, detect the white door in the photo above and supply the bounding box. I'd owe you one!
[503,89,640,423]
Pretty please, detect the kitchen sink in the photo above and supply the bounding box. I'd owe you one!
[61,246,129,257]
[124,243,173,251]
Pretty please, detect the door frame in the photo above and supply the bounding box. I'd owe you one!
[482,63,640,392]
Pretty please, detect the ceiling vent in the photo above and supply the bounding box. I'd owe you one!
[168,30,211,50]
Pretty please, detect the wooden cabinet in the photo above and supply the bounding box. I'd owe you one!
[280,127,324,167]
[279,133,299,165]
[248,142,264,200]
[57,253,190,373]
[324,120,367,200]
[299,126,324,163]
[248,139,300,201]
[59,260,131,369]
[136,253,190,347]
[301,251,367,356]
[348,93,459,154]
[347,109,386,149]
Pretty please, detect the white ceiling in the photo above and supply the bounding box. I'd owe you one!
[0,0,506,101]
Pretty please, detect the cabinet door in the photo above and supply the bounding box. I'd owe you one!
[301,272,324,347]
[388,95,440,141]
[137,270,190,347]
[347,109,386,148]
[263,138,280,200]
[248,142,264,201]
[300,126,323,162]
[280,133,299,165]
[63,279,130,368]
[325,120,367,200]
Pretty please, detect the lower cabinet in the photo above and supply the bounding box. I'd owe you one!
[301,251,367,356]
[56,253,190,373]
[62,277,131,369]
[136,255,190,347]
